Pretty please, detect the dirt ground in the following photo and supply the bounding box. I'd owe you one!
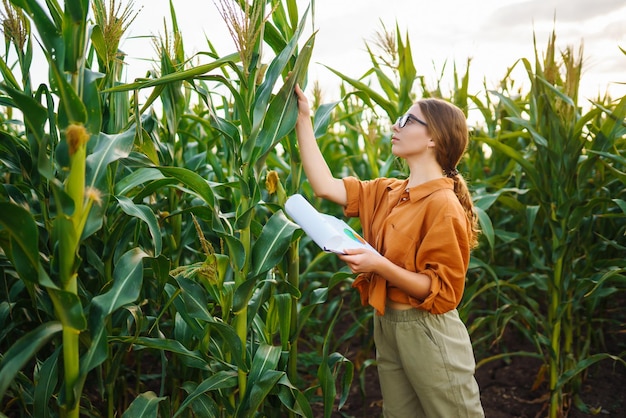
[314,313,626,418]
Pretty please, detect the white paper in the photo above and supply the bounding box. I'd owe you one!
[284,194,377,254]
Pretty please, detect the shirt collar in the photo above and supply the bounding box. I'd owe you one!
[392,177,454,202]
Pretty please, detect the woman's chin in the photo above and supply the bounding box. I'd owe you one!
[391,145,403,158]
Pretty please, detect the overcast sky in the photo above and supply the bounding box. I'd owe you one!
[123,0,625,101]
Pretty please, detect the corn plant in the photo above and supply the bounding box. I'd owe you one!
[101,0,357,416]
[0,1,146,417]
[470,31,626,416]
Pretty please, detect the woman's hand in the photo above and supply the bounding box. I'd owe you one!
[294,83,311,120]
[337,248,385,274]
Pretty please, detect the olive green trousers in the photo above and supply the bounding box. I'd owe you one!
[374,307,485,418]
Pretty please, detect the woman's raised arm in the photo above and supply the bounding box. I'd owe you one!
[294,84,347,206]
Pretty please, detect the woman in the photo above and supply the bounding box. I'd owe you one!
[294,84,484,417]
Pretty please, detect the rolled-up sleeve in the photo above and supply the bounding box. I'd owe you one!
[342,176,362,217]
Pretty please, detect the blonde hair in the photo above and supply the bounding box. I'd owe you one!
[417,98,480,248]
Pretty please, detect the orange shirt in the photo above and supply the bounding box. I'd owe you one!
[342,176,471,315]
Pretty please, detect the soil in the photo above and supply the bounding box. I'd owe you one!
[311,306,626,418]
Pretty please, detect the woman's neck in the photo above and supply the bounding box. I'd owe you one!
[406,159,444,188]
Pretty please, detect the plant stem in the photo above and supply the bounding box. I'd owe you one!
[287,242,299,384]
[549,248,564,418]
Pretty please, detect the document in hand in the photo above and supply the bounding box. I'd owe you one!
[284,194,378,254]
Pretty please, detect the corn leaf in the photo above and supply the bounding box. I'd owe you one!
[121,391,167,418]
[251,210,300,277]
[173,371,238,417]
[175,276,212,322]
[0,202,41,281]
[86,128,136,190]
[116,196,162,257]
[47,288,86,331]
[0,321,62,400]
[33,348,60,418]
[237,344,283,417]
[247,34,315,164]
[155,166,217,210]
[103,53,240,93]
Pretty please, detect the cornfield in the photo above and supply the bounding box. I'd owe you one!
[0,1,624,417]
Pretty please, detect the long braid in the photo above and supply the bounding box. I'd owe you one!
[449,173,480,248]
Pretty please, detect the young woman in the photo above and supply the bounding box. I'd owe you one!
[293,84,485,417]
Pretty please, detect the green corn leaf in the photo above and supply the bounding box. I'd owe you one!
[91,248,149,317]
[0,57,20,90]
[81,244,147,372]
[328,352,354,410]
[89,24,106,65]
[0,321,62,400]
[613,199,626,214]
[251,210,300,277]
[488,90,524,119]
[1,83,47,144]
[247,33,316,164]
[476,136,541,189]
[114,336,207,368]
[64,0,88,23]
[156,166,217,209]
[47,288,86,331]
[475,206,495,254]
[317,299,344,418]
[276,383,314,418]
[175,276,212,322]
[114,167,166,195]
[103,53,240,93]
[317,361,335,418]
[274,293,292,350]
[173,371,238,417]
[313,101,341,138]
[241,370,284,417]
[397,26,417,113]
[116,196,163,257]
[34,348,60,418]
[82,68,105,134]
[206,320,247,371]
[83,247,150,375]
[237,344,283,417]
[86,128,136,190]
[584,267,626,298]
[233,276,257,314]
[186,393,220,418]
[121,391,167,418]
[322,65,396,117]
[46,53,87,125]
[252,5,310,134]
[62,0,88,73]
[365,45,397,105]
[0,202,40,281]
[554,353,626,392]
[192,75,250,136]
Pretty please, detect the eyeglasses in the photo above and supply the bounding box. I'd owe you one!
[396,113,428,128]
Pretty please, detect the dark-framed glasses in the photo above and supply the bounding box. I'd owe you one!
[396,113,428,128]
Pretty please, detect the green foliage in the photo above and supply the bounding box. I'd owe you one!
[467,31,626,418]
[1,2,625,418]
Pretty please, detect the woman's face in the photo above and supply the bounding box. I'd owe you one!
[390,104,434,160]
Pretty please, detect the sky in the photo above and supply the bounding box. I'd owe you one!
[120,0,626,103]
